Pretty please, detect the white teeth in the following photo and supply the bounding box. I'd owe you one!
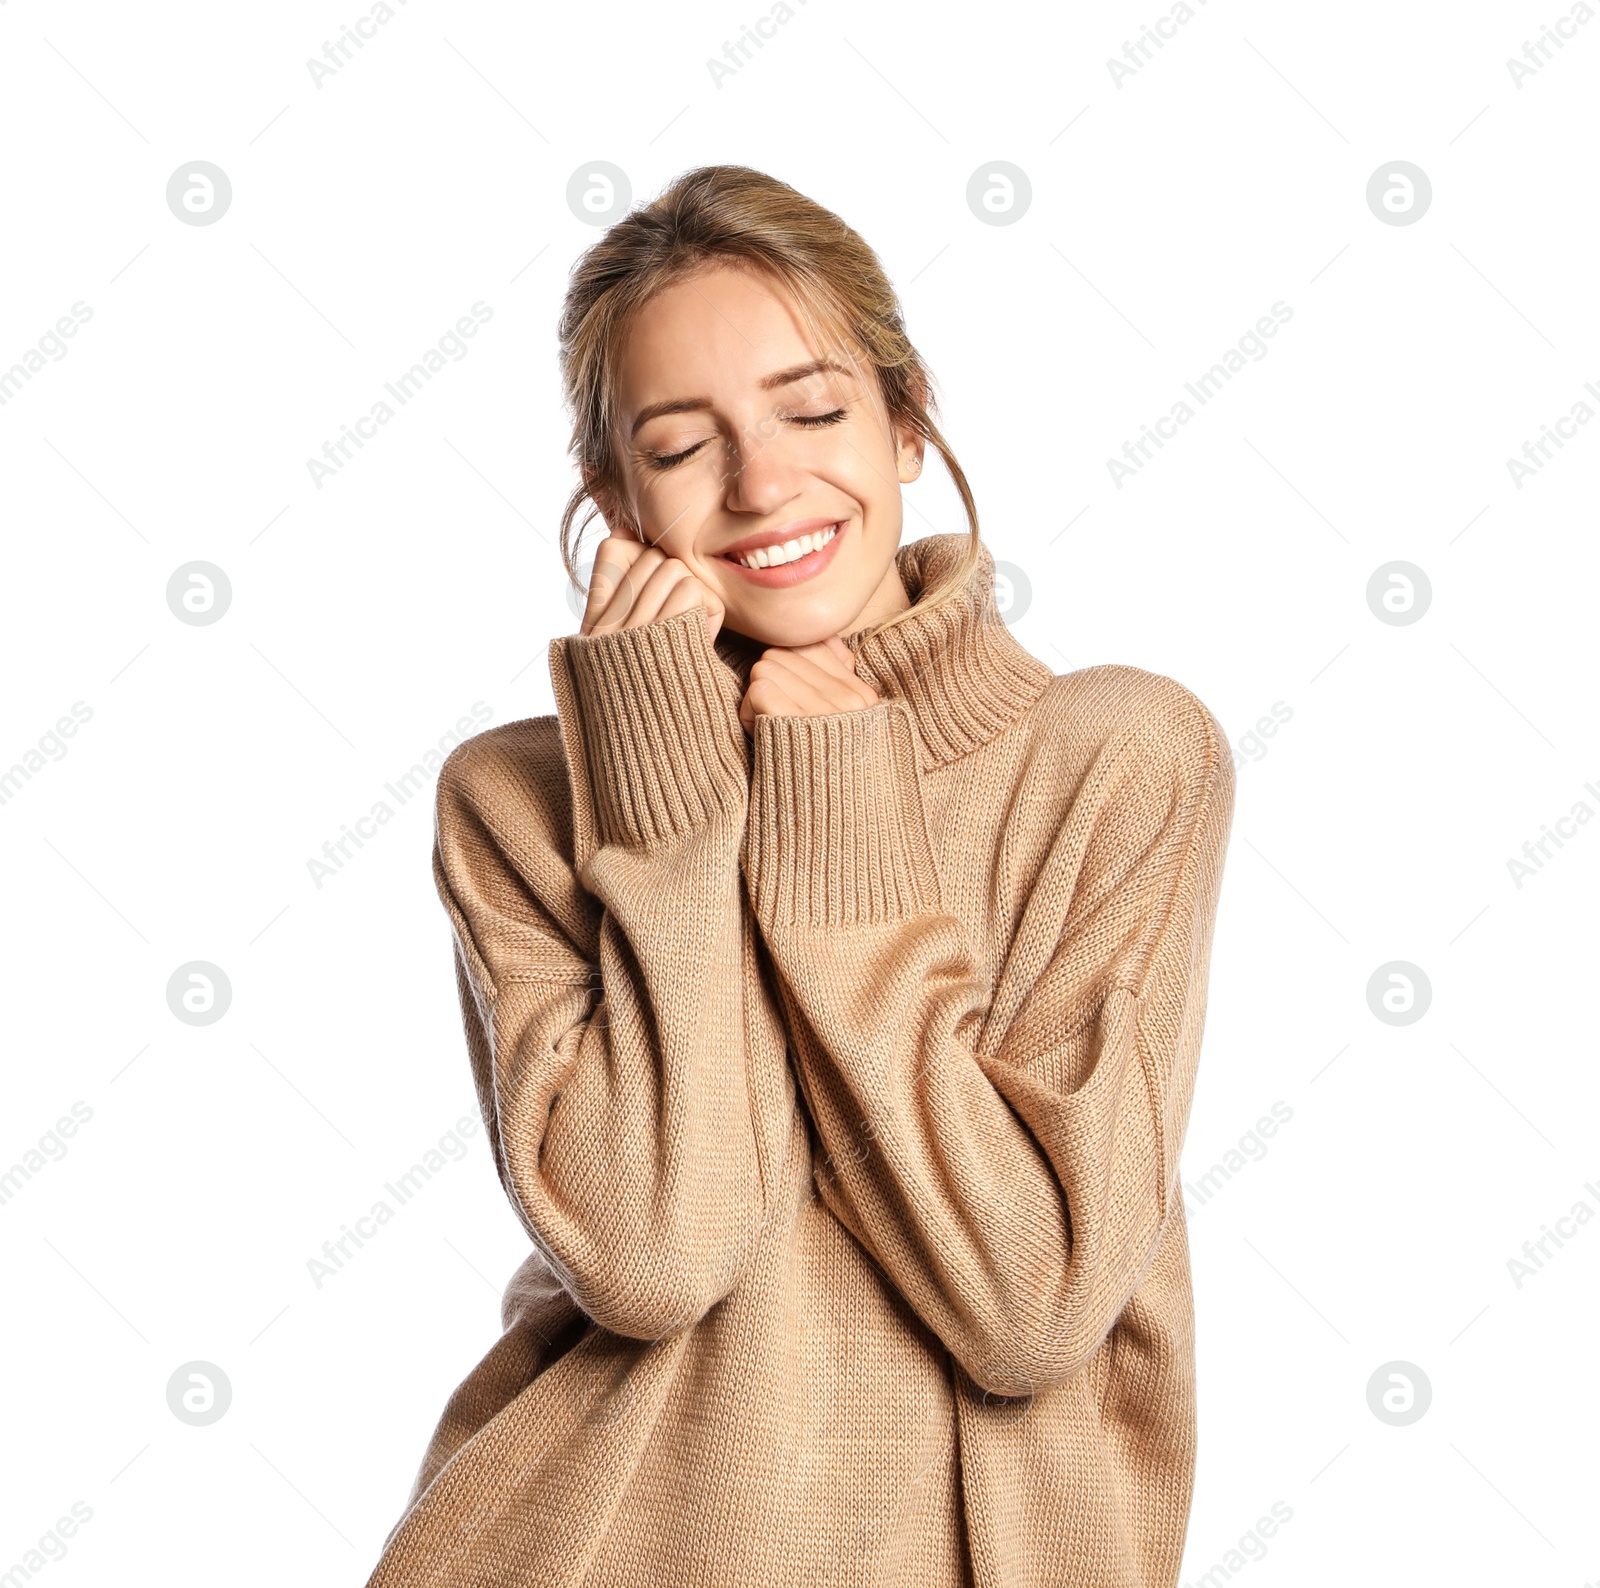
[732,522,838,569]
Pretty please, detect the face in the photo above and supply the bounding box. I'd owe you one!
[599,262,923,647]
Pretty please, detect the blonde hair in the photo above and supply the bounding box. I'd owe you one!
[555,164,981,646]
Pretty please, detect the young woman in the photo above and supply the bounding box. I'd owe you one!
[366,165,1235,1588]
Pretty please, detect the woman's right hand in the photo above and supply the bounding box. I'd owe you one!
[580,534,726,645]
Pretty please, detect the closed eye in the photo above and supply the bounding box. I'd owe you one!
[642,408,850,472]
[790,408,849,430]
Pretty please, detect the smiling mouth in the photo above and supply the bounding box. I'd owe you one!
[722,521,840,570]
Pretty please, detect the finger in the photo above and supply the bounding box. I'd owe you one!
[588,531,648,589]
[592,529,646,567]
[749,652,859,717]
[580,536,651,633]
[616,556,699,631]
[786,635,868,690]
[653,576,707,625]
[741,676,809,726]
[582,545,649,632]
[754,648,878,712]
[586,548,670,633]
[654,573,725,643]
[767,649,879,711]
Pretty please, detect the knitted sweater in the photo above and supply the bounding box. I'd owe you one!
[365,532,1235,1588]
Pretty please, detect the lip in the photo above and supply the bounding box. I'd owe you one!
[718,517,848,587]
[718,516,845,558]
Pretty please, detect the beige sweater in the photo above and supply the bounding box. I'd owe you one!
[365,533,1235,1587]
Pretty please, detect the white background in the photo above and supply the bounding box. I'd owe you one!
[2,1,1596,1583]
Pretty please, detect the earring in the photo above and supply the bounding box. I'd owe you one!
[907,456,921,472]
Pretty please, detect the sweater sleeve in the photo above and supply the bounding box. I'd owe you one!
[741,681,1234,1398]
[432,605,786,1341]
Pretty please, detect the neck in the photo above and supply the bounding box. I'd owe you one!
[842,557,912,638]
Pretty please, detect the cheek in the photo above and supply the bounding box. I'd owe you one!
[813,425,898,496]
[629,464,725,552]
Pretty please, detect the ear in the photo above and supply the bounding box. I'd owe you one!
[894,419,925,483]
[893,373,929,481]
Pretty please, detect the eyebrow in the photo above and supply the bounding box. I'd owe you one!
[628,358,856,439]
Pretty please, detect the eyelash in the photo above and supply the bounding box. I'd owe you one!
[644,407,849,472]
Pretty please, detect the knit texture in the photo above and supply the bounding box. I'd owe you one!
[365,533,1236,1588]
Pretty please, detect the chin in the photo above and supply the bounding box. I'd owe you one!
[724,600,867,651]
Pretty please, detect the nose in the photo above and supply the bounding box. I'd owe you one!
[722,426,802,516]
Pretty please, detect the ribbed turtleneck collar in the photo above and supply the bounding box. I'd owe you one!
[713,533,1055,769]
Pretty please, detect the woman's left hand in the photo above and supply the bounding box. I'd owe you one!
[738,634,881,735]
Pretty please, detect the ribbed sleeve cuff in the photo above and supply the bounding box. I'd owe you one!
[551,608,749,850]
[745,700,943,928]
